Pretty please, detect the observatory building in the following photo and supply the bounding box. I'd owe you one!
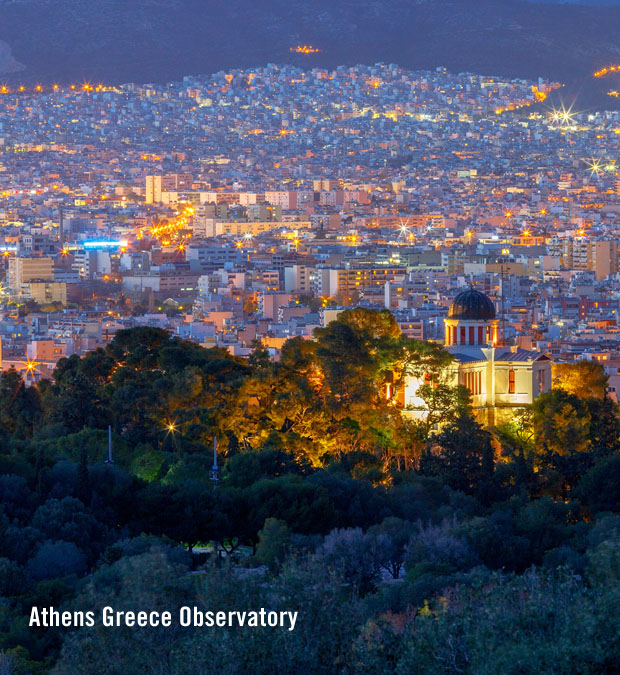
[402,289,552,425]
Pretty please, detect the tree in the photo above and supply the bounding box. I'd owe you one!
[50,354,110,432]
[577,454,620,514]
[317,527,382,596]
[132,482,225,554]
[391,570,610,674]
[0,558,25,596]
[421,414,494,496]
[413,381,472,438]
[531,389,595,496]
[405,518,478,573]
[75,448,90,505]
[586,395,620,456]
[0,369,41,437]
[31,497,105,559]
[552,361,608,400]
[255,518,292,570]
[368,517,411,579]
[223,448,312,489]
[26,541,87,581]
[314,308,401,409]
[243,475,333,538]
[54,551,192,673]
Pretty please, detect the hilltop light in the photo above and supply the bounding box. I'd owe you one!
[594,64,620,78]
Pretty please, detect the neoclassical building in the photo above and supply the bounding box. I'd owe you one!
[402,289,552,426]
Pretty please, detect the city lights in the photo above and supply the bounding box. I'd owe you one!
[548,103,578,126]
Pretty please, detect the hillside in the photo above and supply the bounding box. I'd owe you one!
[0,0,618,90]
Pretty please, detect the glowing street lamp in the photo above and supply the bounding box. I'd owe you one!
[550,103,578,127]
[586,158,603,176]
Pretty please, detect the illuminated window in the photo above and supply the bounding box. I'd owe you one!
[508,369,516,394]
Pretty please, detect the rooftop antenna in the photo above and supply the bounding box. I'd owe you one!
[210,436,219,489]
[105,424,114,464]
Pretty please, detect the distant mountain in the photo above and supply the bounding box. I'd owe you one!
[1,0,620,104]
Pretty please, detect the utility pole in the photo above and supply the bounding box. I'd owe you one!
[105,424,114,464]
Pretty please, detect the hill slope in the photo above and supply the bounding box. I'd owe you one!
[0,0,619,102]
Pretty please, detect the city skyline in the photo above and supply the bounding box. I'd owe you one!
[1,4,620,672]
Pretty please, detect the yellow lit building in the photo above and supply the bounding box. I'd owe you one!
[318,266,408,299]
[204,220,311,237]
[402,289,552,426]
[24,281,67,305]
[8,257,54,294]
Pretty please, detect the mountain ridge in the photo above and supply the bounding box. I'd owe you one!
[0,0,619,107]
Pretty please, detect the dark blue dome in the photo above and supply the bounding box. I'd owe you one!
[449,289,496,320]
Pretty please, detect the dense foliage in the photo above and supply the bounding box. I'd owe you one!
[0,313,619,673]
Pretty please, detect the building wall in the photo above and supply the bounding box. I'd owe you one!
[26,282,67,305]
[8,257,54,293]
[402,350,552,426]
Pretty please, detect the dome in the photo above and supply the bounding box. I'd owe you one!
[449,289,496,321]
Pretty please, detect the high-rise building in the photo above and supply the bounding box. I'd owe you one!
[8,257,54,294]
[145,174,193,203]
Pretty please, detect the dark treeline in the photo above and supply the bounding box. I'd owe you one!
[1,311,620,673]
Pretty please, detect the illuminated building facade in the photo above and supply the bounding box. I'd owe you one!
[8,257,54,294]
[402,289,552,425]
